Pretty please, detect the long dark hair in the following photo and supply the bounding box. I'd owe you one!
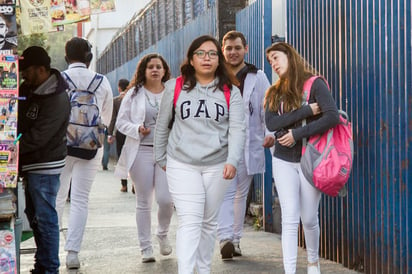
[264,42,317,113]
[180,35,238,91]
[129,53,171,94]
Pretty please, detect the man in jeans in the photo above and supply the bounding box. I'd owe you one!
[18,46,71,273]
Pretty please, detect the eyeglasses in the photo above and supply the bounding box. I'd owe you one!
[193,50,219,59]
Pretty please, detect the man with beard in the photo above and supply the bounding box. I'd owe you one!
[18,46,71,273]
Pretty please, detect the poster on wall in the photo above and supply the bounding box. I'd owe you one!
[0,54,18,189]
[50,0,90,27]
[90,0,116,14]
[19,0,53,35]
[0,4,17,53]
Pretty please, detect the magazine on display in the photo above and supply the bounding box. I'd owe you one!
[0,4,17,53]
[0,53,17,189]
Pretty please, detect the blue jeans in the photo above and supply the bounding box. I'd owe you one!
[25,173,61,273]
[101,135,110,168]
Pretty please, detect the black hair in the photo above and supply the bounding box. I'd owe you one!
[118,78,129,91]
[65,37,93,64]
[180,35,238,91]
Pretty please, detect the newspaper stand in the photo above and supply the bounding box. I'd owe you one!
[0,51,20,274]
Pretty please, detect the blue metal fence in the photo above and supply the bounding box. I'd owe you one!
[235,0,273,231]
[287,1,411,273]
[105,6,217,92]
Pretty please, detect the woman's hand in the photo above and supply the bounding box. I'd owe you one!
[309,102,321,115]
[278,129,296,147]
[223,164,236,180]
[139,125,151,136]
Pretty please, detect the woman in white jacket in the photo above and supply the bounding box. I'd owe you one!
[114,53,174,263]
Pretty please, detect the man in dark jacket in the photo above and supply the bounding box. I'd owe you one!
[18,46,71,274]
[107,78,129,192]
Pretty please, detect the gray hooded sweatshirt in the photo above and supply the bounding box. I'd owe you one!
[154,77,246,169]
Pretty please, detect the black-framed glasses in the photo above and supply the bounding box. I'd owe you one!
[193,50,219,59]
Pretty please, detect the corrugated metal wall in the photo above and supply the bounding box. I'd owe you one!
[105,6,217,92]
[235,0,273,231]
[235,0,272,80]
[288,1,411,273]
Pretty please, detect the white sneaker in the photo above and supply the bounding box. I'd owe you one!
[233,243,242,256]
[66,251,80,269]
[307,261,321,274]
[157,235,172,256]
[141,247,155,263]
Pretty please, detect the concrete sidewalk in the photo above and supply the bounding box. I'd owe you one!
[20,165,360,274]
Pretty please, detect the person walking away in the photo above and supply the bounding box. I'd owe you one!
[107,78,130,192]
[18,46,71,274]
[154,35,246,274]
[114,54,174,263]
[217,30,274,259]
[55,37,113,269]
[264,42,340,274]
[101,128,110,170]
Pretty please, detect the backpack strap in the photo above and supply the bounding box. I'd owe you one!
[62,72,103,92]
[302,75,327,149]
[62,72,77,89]
[173,76,184,107]
[173,76,231,109]
[88,73,104,92]
[302,75,330,103]
[223,85,230,110]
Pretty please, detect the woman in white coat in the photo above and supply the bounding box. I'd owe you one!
[114,53,174,263]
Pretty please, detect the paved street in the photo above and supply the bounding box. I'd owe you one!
[20,164,360,274]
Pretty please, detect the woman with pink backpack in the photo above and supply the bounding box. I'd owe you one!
[264,42,340,274]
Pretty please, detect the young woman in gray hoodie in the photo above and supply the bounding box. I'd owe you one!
[154,35,246,274]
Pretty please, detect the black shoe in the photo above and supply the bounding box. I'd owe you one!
[220,240,234,260]
[102,166,108,170]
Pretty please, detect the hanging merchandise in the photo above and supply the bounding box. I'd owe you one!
[0,54,18,189]
[50,0,90,27]
[0,4,17,52]
[18,0,55,35]
[90,0,116,14]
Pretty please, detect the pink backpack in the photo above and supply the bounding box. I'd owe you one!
[300,76,353,197]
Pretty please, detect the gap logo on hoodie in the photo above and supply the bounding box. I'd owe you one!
[180,99,226,122]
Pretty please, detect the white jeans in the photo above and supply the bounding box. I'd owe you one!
[166,157,231,274]
[128,145,173,251]
[217,159,253,243]
[272,157,321,274]
[56,149,102,253]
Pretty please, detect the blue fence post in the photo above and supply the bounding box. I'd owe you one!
[263,148,273,232]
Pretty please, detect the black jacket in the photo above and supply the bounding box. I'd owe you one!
[18,69,71,172]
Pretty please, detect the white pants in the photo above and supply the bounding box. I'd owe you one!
[217,159,253,243]
[166,157,231,274]
[128,145,173,251]
[56,149,102,253]
[272,157,321,274]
